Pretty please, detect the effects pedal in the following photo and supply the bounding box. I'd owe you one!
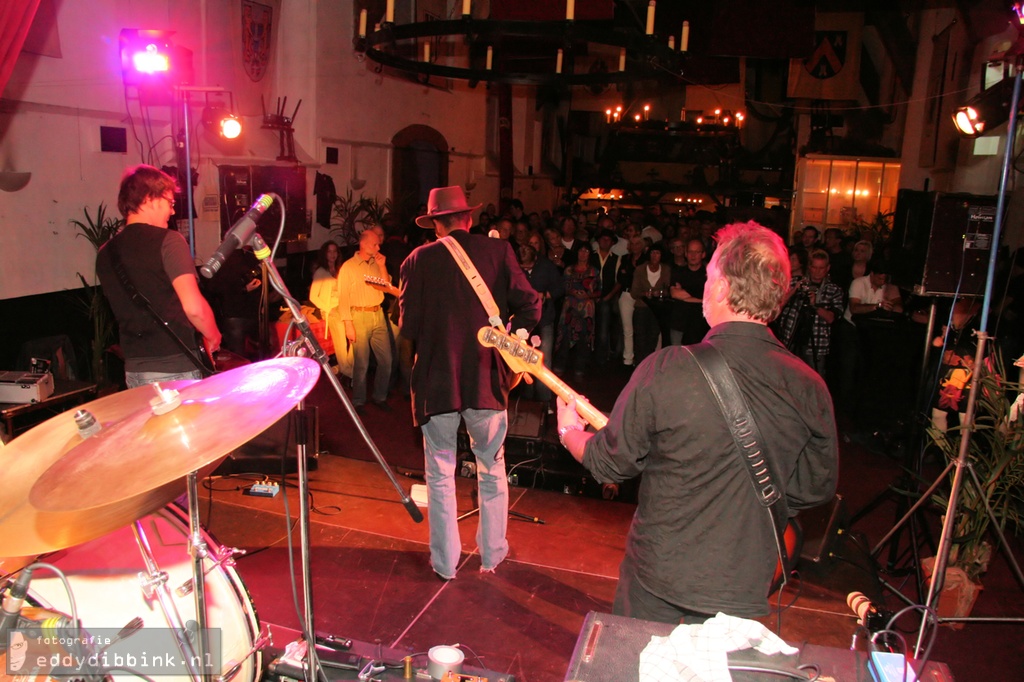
[246,482,280,497]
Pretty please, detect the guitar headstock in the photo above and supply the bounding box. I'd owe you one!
[364,275,399,296]
[477,327,543,375]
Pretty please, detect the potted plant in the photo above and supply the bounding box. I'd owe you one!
[70,203,123,387]
[329,190,393,247]
[925,353,1024,621]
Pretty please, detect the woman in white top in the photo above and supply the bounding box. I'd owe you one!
[309,240,353,377]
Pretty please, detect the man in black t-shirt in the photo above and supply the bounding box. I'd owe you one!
[97,165,221,387]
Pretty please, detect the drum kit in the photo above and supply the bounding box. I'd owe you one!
[0,357,321,682]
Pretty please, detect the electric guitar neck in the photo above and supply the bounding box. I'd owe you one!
[476,326,608,429]
[363,275,400,297]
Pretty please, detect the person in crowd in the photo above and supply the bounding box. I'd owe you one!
[309,240,353,378]
[205,247,263,360]
[788,246,808,280]
[631,244,672,364]
[823,228,853,293]
[544,225,570,272]
[590,229,621,365]
[400,186,541,580]
[617,233,648,367]
[668,238,710,345]
[930,297,982,434]
[775,250,844,378]
[556,220,838,623]
[837,259,904,409]
[96,165,221,387]
[798,225,822,251]
[336,229,393,410]
[558,216,583,267]
[557,242,600,377]
[517,243,565,410]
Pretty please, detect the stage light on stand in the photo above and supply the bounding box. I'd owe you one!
[952,76,1017,138]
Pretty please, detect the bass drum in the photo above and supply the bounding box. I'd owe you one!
[28,505,262,682]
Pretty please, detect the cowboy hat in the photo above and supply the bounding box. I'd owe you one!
[415,186,482,228]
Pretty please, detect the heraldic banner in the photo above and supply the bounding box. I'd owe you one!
[787,12,863,101]
[242,0,273,82]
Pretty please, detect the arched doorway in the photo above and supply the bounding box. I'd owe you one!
[392,125,448,228]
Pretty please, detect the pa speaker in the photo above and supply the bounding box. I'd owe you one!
[892,190,996,296]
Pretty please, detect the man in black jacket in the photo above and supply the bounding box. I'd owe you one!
[400,186,541,580]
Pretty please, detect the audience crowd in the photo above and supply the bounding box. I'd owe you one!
[293,197,1024,435]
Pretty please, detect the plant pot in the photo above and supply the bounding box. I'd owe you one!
[921,556,983,628]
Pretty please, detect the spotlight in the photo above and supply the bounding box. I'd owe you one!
[204,108,242,139]
[119,29,193,103]
[952,76,1017,138]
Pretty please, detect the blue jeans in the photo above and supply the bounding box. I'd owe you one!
[351,309,392,405]
[126,369,202,388]
[421,409,509,578]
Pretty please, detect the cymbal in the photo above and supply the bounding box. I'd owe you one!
[0,380,197,562]
[30,356,320,514]
[4,357,320,557]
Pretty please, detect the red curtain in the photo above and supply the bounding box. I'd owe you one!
[0,0,42,98]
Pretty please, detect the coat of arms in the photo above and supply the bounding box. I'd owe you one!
[242,0,273,82]
[803,31,847,80]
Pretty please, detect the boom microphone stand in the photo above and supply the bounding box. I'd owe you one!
[913,69,1024,653]
[207,196,423,678]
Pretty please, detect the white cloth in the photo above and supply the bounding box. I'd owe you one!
[638,613,798,682]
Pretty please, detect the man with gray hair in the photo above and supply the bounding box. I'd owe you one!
[558,221,837,623]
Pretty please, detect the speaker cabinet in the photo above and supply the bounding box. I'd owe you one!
[219,165,309,242]
[892,190,996,296]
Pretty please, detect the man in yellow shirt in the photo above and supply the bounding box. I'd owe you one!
[336,229,393,409]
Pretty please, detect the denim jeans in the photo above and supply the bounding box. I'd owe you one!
[125,369,202,388]
[421,409,509,578]
[350,309,392,405]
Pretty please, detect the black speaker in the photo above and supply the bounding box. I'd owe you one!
[892,190,996,296]
[218,165,309,242]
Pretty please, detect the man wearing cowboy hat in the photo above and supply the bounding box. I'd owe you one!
[399,186,541,580]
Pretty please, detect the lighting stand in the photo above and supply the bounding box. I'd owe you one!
[912,70,1024,653]
[241,214,423,674]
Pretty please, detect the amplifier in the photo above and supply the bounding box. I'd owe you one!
[0,371,54,404]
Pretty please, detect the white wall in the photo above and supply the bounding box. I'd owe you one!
[0,0,502,300]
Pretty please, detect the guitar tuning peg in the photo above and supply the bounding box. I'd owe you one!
[530,335,541,348]
[514,327,529,340]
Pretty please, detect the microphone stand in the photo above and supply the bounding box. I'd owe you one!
[244,230,423,671]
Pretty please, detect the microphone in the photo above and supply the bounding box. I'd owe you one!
[848,591,898,651]
[0,568,34,650]
[200,194,274,278]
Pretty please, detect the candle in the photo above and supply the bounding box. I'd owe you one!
[606,109,612,123]
[486,45,493,70]
[566,0,575,21]
[386,0,394,23]
[643,104,650,121]
[556,49,563,74]
[634,114,641,122]
[646,1,655,35]
[423,41,430,62]
[681,20,690,52]
[618,47,626,71]
[668,36,675,50]
[463,0,471,16]
[358,9,367,37]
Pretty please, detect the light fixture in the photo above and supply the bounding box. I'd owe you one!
[952,75,1017,138]
[204,107,242,140]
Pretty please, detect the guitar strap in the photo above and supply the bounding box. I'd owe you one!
[682,342,790,574]
[106,237,214,377]
[439,235,504,328]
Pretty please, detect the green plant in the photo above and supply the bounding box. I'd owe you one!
[849,210,894,243]
[329,190,393,245]
[70,203,123,385]
[928,355,1024,581]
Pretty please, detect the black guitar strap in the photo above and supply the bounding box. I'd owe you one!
[107,237,214,377]
[683,342,790,573]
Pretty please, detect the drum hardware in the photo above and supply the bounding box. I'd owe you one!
[175,546,247,598]
[219,627,273,682]
[132,516,206,682]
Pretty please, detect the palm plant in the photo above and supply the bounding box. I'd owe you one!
[70,203,123,385]
[928,354,1024,582]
